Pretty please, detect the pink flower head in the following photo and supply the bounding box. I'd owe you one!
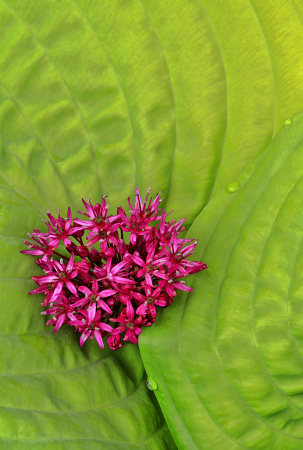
[22,188,207,350]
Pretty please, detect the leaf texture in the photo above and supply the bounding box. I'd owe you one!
[1,0,303,448]
[140,111,303,449]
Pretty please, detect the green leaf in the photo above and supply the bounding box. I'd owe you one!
[140,111,303,449]
[0,1,179,447]
[1,0,303,448]
[0,203,177,449]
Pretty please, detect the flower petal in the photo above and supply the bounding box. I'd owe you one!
[54,314,66,332]
[64,280,77,296]
[93,330,104,349]
[97,299,112,314]
[80,329,91,347]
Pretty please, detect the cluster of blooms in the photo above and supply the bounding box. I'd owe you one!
[21,188,207,350]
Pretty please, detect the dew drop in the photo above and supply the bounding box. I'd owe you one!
[49,151,64,162]
[285,118,292,126]
[244,164,255,179]
[226,180,240,193]
[0,208,10,228]
[146,377,158,391]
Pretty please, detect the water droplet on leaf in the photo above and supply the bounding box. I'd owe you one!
[244,164,255,178]
[146,377,158,390]
[0,208,10,228]
[285,118,292,126]
[226,181,240,193]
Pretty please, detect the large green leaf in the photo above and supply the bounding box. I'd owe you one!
[140,111,303,449]
[0,0,179,447]
[1,0,303,448]
[0,132,177,446]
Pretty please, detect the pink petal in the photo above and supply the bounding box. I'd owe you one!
[112,275,137,284]
[124,329,138,343]
[29,285,50,295]
[64,219,71,232]
[98,289,117,298]
[86,235,102,246]
[132,255,145,267]
[73,219,92,226]
[33,275,56,284]
[126,299,134,321]
[99,322,114,333]
[173,282,193,292]
[152,286,162,298]
[110,326,126,335]
[155,299,167,307]
[20,249,44,256]
[106,257,112,273]
[149,304,156,316]
[132,292,146,302]
[70,269,78,279]
[92,279,98,292]
[88,302,96,322]
[48,238,61,248]
[136,302,147,316]
[130,232,137,245]
[63,237,71,246]
[134,327,142,335]
[166,284,175,297]
[111,261,127,275]
[82,198,94,218]
[93,330,104,349]
[65,280,78,296]
[145,273,154,287]
[72,298,88,308]
[97,299,112,314]
[68,226,84,235]
[160,211,166,234]
[66,253,74,272]
[52,281,64,299]
[80,330,91,347]
[78,286,92,295]
[54,314,66,332]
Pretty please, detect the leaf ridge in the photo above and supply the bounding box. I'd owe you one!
[72,0,137,192]
[1,0,103,200]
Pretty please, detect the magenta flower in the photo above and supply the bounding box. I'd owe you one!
[94,257,136,290]
[110,306,144,344]
[133,285,164,316]
[131,245,166,286]
[68,304,113,348]
[42,295,72,332]
[31,208,83,249]
[72,279,115,314]
[32,253,78,301]
[73,198,121,246]
[22,188,207,350]
[20,236,54,260]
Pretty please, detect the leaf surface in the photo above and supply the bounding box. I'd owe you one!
[1,0,303,448]
[140,111,303,449]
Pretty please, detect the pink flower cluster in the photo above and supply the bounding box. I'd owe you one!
[21,188,207,350]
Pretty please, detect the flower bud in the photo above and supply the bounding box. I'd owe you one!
[77,245,89,257]
[116,239,127,255]
[88,247,101,263]
[107,334,123,350]
[72,227,84,238]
